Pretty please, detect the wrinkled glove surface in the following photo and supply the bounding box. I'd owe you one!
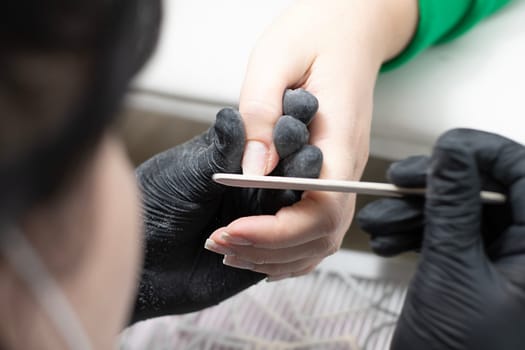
[357,137,510,257]
[359,129,525,349]
[131,90,322,324]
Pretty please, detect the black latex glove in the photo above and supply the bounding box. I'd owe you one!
[357,140,510,257]
[361,129,525,349]
[131,90,322,324]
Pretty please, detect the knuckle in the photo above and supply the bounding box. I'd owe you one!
[321,215,337,237]
[320,237,339,256]
[319,212,340,238]
[327,243,339,256]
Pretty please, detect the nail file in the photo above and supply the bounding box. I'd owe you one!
[212,173,506,204]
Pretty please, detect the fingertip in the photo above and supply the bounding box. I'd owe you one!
[370,233,422,257]
[273,115,309,159]
[277,145,323,179]
[214,107,246,162]
[283,88,319,125]
[216,107,242,124]
[369,236,403,258]
[386,155,429,187]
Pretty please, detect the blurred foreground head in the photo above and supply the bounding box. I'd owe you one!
[0,0,161,222]
[0,1,161,349]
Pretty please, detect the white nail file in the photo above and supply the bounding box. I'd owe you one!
[212,173,506,204]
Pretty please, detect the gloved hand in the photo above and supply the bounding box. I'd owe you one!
[131,91,322,324]
[360,129,525,349]
[357,136,510,257]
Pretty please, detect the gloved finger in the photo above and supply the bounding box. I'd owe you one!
[258,145,323,214]
[273,144,323,178]
[480,201,513,247]
[357,184,511,258]
[357,196,423,257]
[388,154,505,194]
[273,114,310,159]
[223,255,323,278]
[282,88,319,126]
[135,108,244,227]
[357,197,424,256]
[369,229,423,257]
[178,107,246,198]
[386,155,429,188]
[490,225,525,288]
[357,197,424,236]
[471,136,525,225]
[386,151,503,192]
[425,129,525,250]
[359,201,510,258]
[206,107,246,174]
[356,155,428,242]
[423,129,486,252]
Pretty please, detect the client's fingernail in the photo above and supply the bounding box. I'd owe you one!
[221,232,252,246]
[223,256,255,270]
[266,274,291,283]
[242,141,268,175]
[204,239,235,256]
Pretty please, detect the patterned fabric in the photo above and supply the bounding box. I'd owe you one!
[121,261,409,350]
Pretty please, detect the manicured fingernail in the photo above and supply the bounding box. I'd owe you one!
[242,141,268,175]
[221,232,252,246]
[223,256,255,270]
[204,239,235,256]
[266,274,291,283]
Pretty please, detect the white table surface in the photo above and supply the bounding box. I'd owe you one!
[129,0,525,160]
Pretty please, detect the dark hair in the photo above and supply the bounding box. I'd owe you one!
[0,0,161,222]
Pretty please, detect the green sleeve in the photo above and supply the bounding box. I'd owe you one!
[381,0,511,72]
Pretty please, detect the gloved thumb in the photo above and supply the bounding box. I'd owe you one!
[136,107,246,209]
[203,107,246,175]
[424,129,484,252]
